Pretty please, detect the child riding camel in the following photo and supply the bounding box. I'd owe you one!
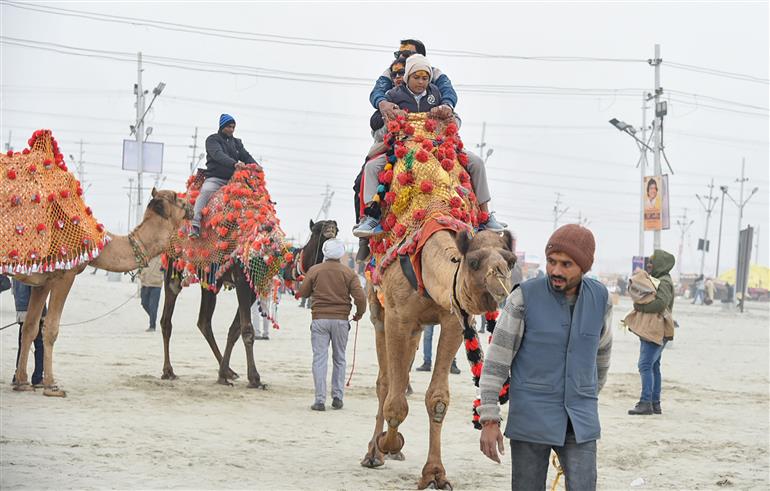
[353,54,505,238]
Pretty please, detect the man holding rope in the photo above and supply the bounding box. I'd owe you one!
[296,238,366,411]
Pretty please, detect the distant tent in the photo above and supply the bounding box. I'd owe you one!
[719,265,770,290]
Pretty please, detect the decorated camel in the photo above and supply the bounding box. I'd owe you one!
[1,130,191,396]
[157,167,335,386]
[358,114,516,489]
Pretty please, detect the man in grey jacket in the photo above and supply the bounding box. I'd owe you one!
[478,224,613,490]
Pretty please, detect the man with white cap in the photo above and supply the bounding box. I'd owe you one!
[296,238,367,411]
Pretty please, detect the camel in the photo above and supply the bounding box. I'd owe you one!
[158,187,338,386]
[12,188,192,396]
[360,228,515,489]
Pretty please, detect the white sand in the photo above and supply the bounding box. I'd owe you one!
[1,272,768,490]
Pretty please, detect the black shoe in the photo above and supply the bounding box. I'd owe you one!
[311,402,325,411]
[652,401,662,414]
[188,226,200,239]
[415,362,431,372]
[146,327,156,332]
[450,361,461,375]
[332,397,343,410]
[628,401,654,415]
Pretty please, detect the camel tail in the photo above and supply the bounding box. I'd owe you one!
[462,313,510,430]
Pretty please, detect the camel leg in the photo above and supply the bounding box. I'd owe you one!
[198,287,239,380]
[160,270,180,380]
[417,313,463,490]
[378,313,419,458]
[217,312,242,386]
[233,267,262,389]
[13,283,51,391]
[361,319,388,468]
[41,272,77,397]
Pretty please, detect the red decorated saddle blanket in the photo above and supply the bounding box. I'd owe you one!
[366,113,480,290]
[0,130,109,275]
[164,166,290,294]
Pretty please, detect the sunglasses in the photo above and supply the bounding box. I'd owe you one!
[393,50,416,58]
[392,69,405,77]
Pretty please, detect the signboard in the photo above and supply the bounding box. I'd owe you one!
[736,226,754,312]
[632,255,648,273]
[643,174,670,231]
[122,140,164,173]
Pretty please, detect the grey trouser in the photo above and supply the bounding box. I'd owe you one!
[510,426,597,490]
[310,319,350,404]
[361,150,491,207]
[192,177,228,227]
[249,296,271,337]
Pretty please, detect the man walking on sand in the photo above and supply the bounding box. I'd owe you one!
[297,238,366,412]
[478,224,613,490]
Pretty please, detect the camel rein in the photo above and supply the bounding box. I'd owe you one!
[450,257,473,331]
[345,319,360,387]
[127,232,149,277]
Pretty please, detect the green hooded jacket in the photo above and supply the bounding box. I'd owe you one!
[634,249,676,313]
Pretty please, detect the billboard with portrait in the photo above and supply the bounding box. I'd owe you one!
[643,174,670,231]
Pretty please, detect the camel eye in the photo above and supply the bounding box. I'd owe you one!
[468,258,480,270]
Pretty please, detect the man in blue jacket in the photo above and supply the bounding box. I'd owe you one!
[190,113,261,238]
[11,279,45,387]
[478,224,613,490]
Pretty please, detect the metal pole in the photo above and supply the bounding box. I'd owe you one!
[639,92,648,258]
[478,122,487,161]
[715,185,727,276]
[651,43,663,251]
[77,139,85,186]
[127,178,134,233]
[697,179,716,277]
[135,52,145,226]
[735,158,747,281]
[190,126,199,173]
[676,209,693,278]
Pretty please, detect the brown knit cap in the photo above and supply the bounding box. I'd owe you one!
[545,224,596,272]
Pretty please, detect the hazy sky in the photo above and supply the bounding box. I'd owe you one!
[2,1,768,275]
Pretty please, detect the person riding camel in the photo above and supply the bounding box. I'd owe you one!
[189,114,262,238]
[353,53,505,238]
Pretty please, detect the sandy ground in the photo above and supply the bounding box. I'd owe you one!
[0,272,768,490]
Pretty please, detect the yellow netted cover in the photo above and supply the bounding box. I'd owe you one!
[368,113,483,284]
[0,130,109,275]
[164,166,292,294]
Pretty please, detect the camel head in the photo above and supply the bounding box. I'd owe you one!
[454,229,517,313]
[145,187,193,226]
[309,219,339,240]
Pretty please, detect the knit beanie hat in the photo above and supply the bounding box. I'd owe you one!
[405,54,432,82]
[545,224,596,273]
[219,113,236,129]
[322,238,345,261]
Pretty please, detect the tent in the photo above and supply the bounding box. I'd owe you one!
[719,265,770,290]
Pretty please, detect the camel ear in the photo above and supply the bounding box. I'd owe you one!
[455,230,472,256]
[501,230,514,251]
[151,187,158,198]
[309,219,315,231]
[500,250,518,269]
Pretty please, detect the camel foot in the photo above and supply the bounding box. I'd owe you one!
[419,464,451,490]
[217,377,234,386]
[422,481,452,490]
[226,368,239,380]
[43,385,67,397]
[161,369,178,380]
[12,382,34,392]
[385,451,405,461]
[377,430,405,456]
[247,381,267,390]
[360,440,385,468]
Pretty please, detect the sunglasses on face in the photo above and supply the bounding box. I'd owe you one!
[392,69,405,77]
[393,50,416,58]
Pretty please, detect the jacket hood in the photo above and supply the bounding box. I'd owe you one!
[650,249,675,277]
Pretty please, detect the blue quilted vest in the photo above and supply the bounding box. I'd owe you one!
[504,276,608,445]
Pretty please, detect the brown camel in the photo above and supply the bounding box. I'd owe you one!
[159,218,338,386]
[12,189,192,396]
[361,228,516,490]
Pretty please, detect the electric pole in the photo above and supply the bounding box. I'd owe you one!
[638,93,650,258]
[552,193,569,231]
[675,208,694,278]
[715,185,728,277]
[695,179,718,276]
[135,52,145,226]
[476,122,493,163]
[725,158,759,287]
[189,126,199,173]
[316,184,334,221]
[77,139,85,186]
[649,43,664,250]
[127,178,134,233]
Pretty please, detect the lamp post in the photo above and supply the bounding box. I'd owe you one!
[715,185,728,277]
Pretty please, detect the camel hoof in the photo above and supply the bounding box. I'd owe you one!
[377,431,405,455]
[247,381,267,390]
[360,454,385,468]
[217,377,234,386]
[227,369,240,380]
[385,451,405,461]
[424,480,452,490]
[12,382,34,392]
[161,371,178,380]
[43,386,67,397]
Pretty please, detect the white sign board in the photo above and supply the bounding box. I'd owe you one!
[122,140,164,173]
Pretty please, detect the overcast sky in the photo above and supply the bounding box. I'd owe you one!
[2,1,768,276]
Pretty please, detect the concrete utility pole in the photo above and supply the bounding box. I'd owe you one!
[316,184,334,221]
[675,208,694,278]
[476,122,494,163]
[77,139,85,186]
[649,43,664,251]
[696,179,718,277]
[638,93,650,258]
[552,193,569,231]
[127,178,134,233]
[726,158,759,284]
[715,185,728,277]
[189,126,199,173]
[134,52,146,226]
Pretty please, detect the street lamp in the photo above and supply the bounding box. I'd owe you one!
[609,118,654,151]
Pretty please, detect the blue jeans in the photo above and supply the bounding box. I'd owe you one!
[140,286,161,329]
[14,321,44,385]
[638,339,666,402]
[422,325,434,364]
[510,423,597,490]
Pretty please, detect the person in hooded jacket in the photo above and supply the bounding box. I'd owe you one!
[628,249,676,416]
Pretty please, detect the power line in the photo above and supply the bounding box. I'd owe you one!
[666,60,769,85]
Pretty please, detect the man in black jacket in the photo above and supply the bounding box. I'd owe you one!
[190,114,261,237]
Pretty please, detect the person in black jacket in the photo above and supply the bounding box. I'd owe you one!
[190,114,261,237]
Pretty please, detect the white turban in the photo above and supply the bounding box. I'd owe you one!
[322,238,345,261]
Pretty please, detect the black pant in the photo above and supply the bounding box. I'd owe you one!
[13,320,44,385]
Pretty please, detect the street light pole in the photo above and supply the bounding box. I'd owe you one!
[650,43,663,251]
[696,179,717,277]
[638,93,649,258]
[715,185,728,277]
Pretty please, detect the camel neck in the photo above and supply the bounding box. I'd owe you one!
[90,213,174,272]
[420,231,464,312]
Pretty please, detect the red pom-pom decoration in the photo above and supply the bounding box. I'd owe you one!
[421,140,434,152]
[396,171,414,186]
[449,196,463,208]
[36,223,46,233]
[393,223,407,237]
[387,120,401,132]
[60,190,70,199]
[47,193,56,203]
[6,169,16,179]
[415,149,429,163]
[445,123,458,136]
[384,191,396,205]
[458,153,469,166]
[379,169,393,184]
[403,124,415,135]
[412,209,427,221]
[394,145,408,159]
[419,180,434,193]
[425,119,438,132]
[384,213,397,230]
[31,193,41,204]
[478,211,490,223]
[441,159,454,172]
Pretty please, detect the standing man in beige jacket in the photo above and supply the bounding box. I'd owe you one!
[138,255,164,332]
[297,238,366,411]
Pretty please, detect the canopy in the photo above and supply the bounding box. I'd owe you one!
[719,265,770,290]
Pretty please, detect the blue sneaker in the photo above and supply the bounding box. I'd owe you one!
[353,216,380,238]
[480,212,506,232]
